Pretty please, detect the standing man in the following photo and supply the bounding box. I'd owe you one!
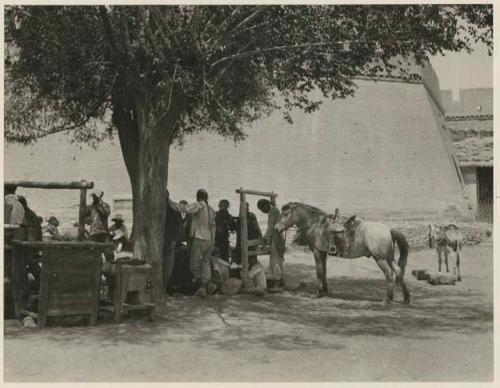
[177,199,190,244]
[185,189,216,297]
[85,189,111,242]
[232,202,262,264]
[257,199,286,289]
[163,189,183,291]
[17,196,42,241]
[4,184,26,239]
[215,199,234,262]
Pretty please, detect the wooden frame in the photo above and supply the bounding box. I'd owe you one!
[4,179,104,325]
[235,188,277,288]
[5,180,94,241]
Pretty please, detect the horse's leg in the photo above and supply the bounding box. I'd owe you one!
[320,252,328,294]
[387,255,410,304]
[437,248,442,272]
[313,250,326,297]
[456,249,462,281]
[444,247,450,273]
[373,257,394,304]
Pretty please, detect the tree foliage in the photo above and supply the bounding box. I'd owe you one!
[5,4,493,146]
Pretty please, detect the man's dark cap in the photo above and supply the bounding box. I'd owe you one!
[257,199,271,210]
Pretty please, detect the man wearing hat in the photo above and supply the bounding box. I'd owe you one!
[109,214,128,240]
[43,216,61,241]
[85,189,111,242]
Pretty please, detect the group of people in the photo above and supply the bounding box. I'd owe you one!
[163,188,287,297]
[4,183,287,304]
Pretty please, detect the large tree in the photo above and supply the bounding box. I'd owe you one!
[5,5,492,297]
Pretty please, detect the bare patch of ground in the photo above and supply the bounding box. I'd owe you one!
[4,241,493,382]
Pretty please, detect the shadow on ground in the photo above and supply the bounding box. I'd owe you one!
[5,255,492,354]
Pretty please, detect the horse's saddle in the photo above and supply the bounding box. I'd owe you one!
[327,214,362,257]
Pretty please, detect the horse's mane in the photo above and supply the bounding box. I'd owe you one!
[282,202,327,217]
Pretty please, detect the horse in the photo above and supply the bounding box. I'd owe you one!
[274,202,410,304]
[428,224,462,281]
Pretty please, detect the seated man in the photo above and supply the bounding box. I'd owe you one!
[240,255,267,296]
[112,229,133,260]
[109,214,128,240]
[42,216,61,241]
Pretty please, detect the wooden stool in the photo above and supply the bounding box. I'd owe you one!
[99,261,156,323]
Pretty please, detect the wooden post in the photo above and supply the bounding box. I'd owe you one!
[78,188,87,241]
[239,188,249,288]
[270,192,277,206]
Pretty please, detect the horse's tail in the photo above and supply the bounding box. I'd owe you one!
[391,229,409,280]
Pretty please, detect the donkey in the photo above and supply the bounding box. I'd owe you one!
[428,224,462,281]
[275,202,410,304]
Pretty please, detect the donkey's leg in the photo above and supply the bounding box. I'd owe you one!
[444,248,450,273]
[320,252,328,294]
[456,249,462,281]
[437,249,442,272]
[374,257,394,304]
[313,250,326,297]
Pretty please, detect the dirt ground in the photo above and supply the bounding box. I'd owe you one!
[3,241,493,382]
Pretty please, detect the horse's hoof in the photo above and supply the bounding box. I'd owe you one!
[381,298,391,305]
[457,276,462,282]
[403,298,410,305]
[316,290,326,298]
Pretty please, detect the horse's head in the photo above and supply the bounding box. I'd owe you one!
[275,203,299,233]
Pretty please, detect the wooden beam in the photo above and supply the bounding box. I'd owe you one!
[78,189,87,241]
[11,240,113,249]
[235,188,277,199]
[5,180,94,190]
[239,188,249,288]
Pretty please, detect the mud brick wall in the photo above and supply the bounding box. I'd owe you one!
[6,62,472,224]
[386,221,492,249]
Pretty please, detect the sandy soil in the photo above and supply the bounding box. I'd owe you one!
[4,241,493,382]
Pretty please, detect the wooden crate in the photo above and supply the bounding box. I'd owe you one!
[11,240,111,328]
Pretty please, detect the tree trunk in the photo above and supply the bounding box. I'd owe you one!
[114,103,140,241]
[116,98,178,302]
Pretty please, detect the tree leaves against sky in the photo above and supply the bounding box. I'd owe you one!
[5,4,493,146]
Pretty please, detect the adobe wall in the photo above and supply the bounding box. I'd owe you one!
[5,79,472,225]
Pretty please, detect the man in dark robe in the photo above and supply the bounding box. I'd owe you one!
[215,199,235,262]
[163,189,184,292]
